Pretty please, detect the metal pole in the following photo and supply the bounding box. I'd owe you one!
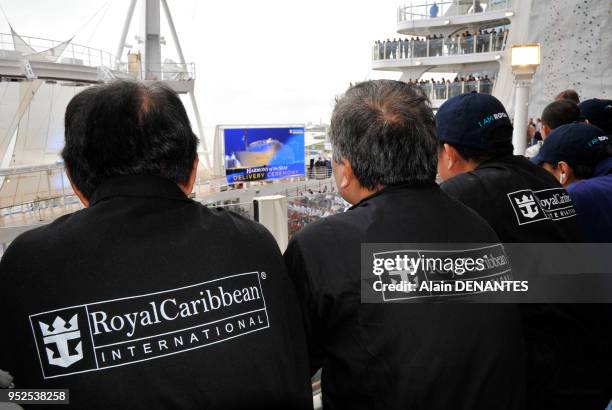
[161,0,187,64]
[162,0,210,170]
[512,82,530,155]
[189,90,212,169]
[115,0,138,68]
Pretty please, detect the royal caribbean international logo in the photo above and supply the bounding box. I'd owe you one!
[38,314,83,368]
[30,272,269,379]
[514,194,540,219]
[507,188,576,226]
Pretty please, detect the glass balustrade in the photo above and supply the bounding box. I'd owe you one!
[0,32,118,69]
[414,79,496,101]
[397,0,513,23]
[372,30,507,61]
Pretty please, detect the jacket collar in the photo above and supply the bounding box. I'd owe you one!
[594,156,612,177]
[474,154,517,170]
[348,181,438,210]
[89,175,191,206]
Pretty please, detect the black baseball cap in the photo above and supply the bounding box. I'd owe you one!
[436,93,513,153]
[578,98,612,134]
[532,122,610,165]
[579,98,612,122]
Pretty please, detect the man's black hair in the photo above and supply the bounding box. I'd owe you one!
[329,80,438,189]
[555,89,580,105]
[62,80,199,198]
[541,100,581,130]
[436,140,500,164]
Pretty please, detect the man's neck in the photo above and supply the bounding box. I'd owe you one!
[347,185,384,205]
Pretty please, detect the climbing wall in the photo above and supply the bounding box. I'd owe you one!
[532,0,611,105]
[496,0,612,117]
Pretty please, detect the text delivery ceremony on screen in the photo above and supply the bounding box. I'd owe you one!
[223,126,305,184]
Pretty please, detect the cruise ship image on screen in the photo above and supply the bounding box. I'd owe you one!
[233,130,283,168]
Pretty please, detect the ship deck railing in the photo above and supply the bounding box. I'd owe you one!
[398,0,513,23]
[125,62,196,82]
[0,167,336,228]
[372,30,508,61]
[0,32,120,71]
[415,79,495,101]
[0,33,196,84]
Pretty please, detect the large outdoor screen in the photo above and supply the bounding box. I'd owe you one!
[223,126,305,184]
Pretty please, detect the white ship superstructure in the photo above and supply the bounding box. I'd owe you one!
[372,0,611,115]
[372,0,514,109]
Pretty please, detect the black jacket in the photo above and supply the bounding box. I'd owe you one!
[285,182,525,410]
[441,156,611,410]
[0,176,311,410]
[440,155,582,243]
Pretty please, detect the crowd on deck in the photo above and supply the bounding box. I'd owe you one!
[287,189,347,239]
[427,0,489,18]
[409,74,495,98]
[373,27,507,60]
[307,157,332,179]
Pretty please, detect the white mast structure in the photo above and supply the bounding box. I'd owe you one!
[115,0,211,170]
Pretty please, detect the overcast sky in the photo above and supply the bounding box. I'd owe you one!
[0,0,403,149]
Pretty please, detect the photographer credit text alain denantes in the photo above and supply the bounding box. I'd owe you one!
[372,253,528,293]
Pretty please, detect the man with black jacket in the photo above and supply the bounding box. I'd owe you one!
[285,80,525,410]
[436,94,582,243]
[0,81,311,409]
[436,93,611,409]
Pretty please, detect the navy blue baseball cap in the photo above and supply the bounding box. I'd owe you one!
[532,122,610,165]
[436,93,513,153]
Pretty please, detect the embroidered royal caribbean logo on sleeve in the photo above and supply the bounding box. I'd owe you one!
[507,188,576,226]
[29,272,269,379]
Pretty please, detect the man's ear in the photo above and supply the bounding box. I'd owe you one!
[541,124,551,139]
[443,143,460,170]
[338,158,355,191]
[66,169,90,208]
[178,156,199,196]
[557,161,573,184]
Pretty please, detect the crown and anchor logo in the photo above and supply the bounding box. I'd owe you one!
[38,314,83,368]
[514,194,540,219]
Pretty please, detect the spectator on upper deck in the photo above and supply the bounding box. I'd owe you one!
[430,1,439,17]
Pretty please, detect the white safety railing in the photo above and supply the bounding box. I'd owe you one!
[398,0,513,22]
[201,200,255,220]
[307,166,333,180]
[0,32,120,70]
[137,62,196,81]
[373,30,507,61]
[415,79,495,100]
[0,166,335,228]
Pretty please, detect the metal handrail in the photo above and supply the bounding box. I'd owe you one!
[398,0,512,22]
[136,62,196,81]
[0,32,121,70]
[413,78,496,100]
[372,30,508,61]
